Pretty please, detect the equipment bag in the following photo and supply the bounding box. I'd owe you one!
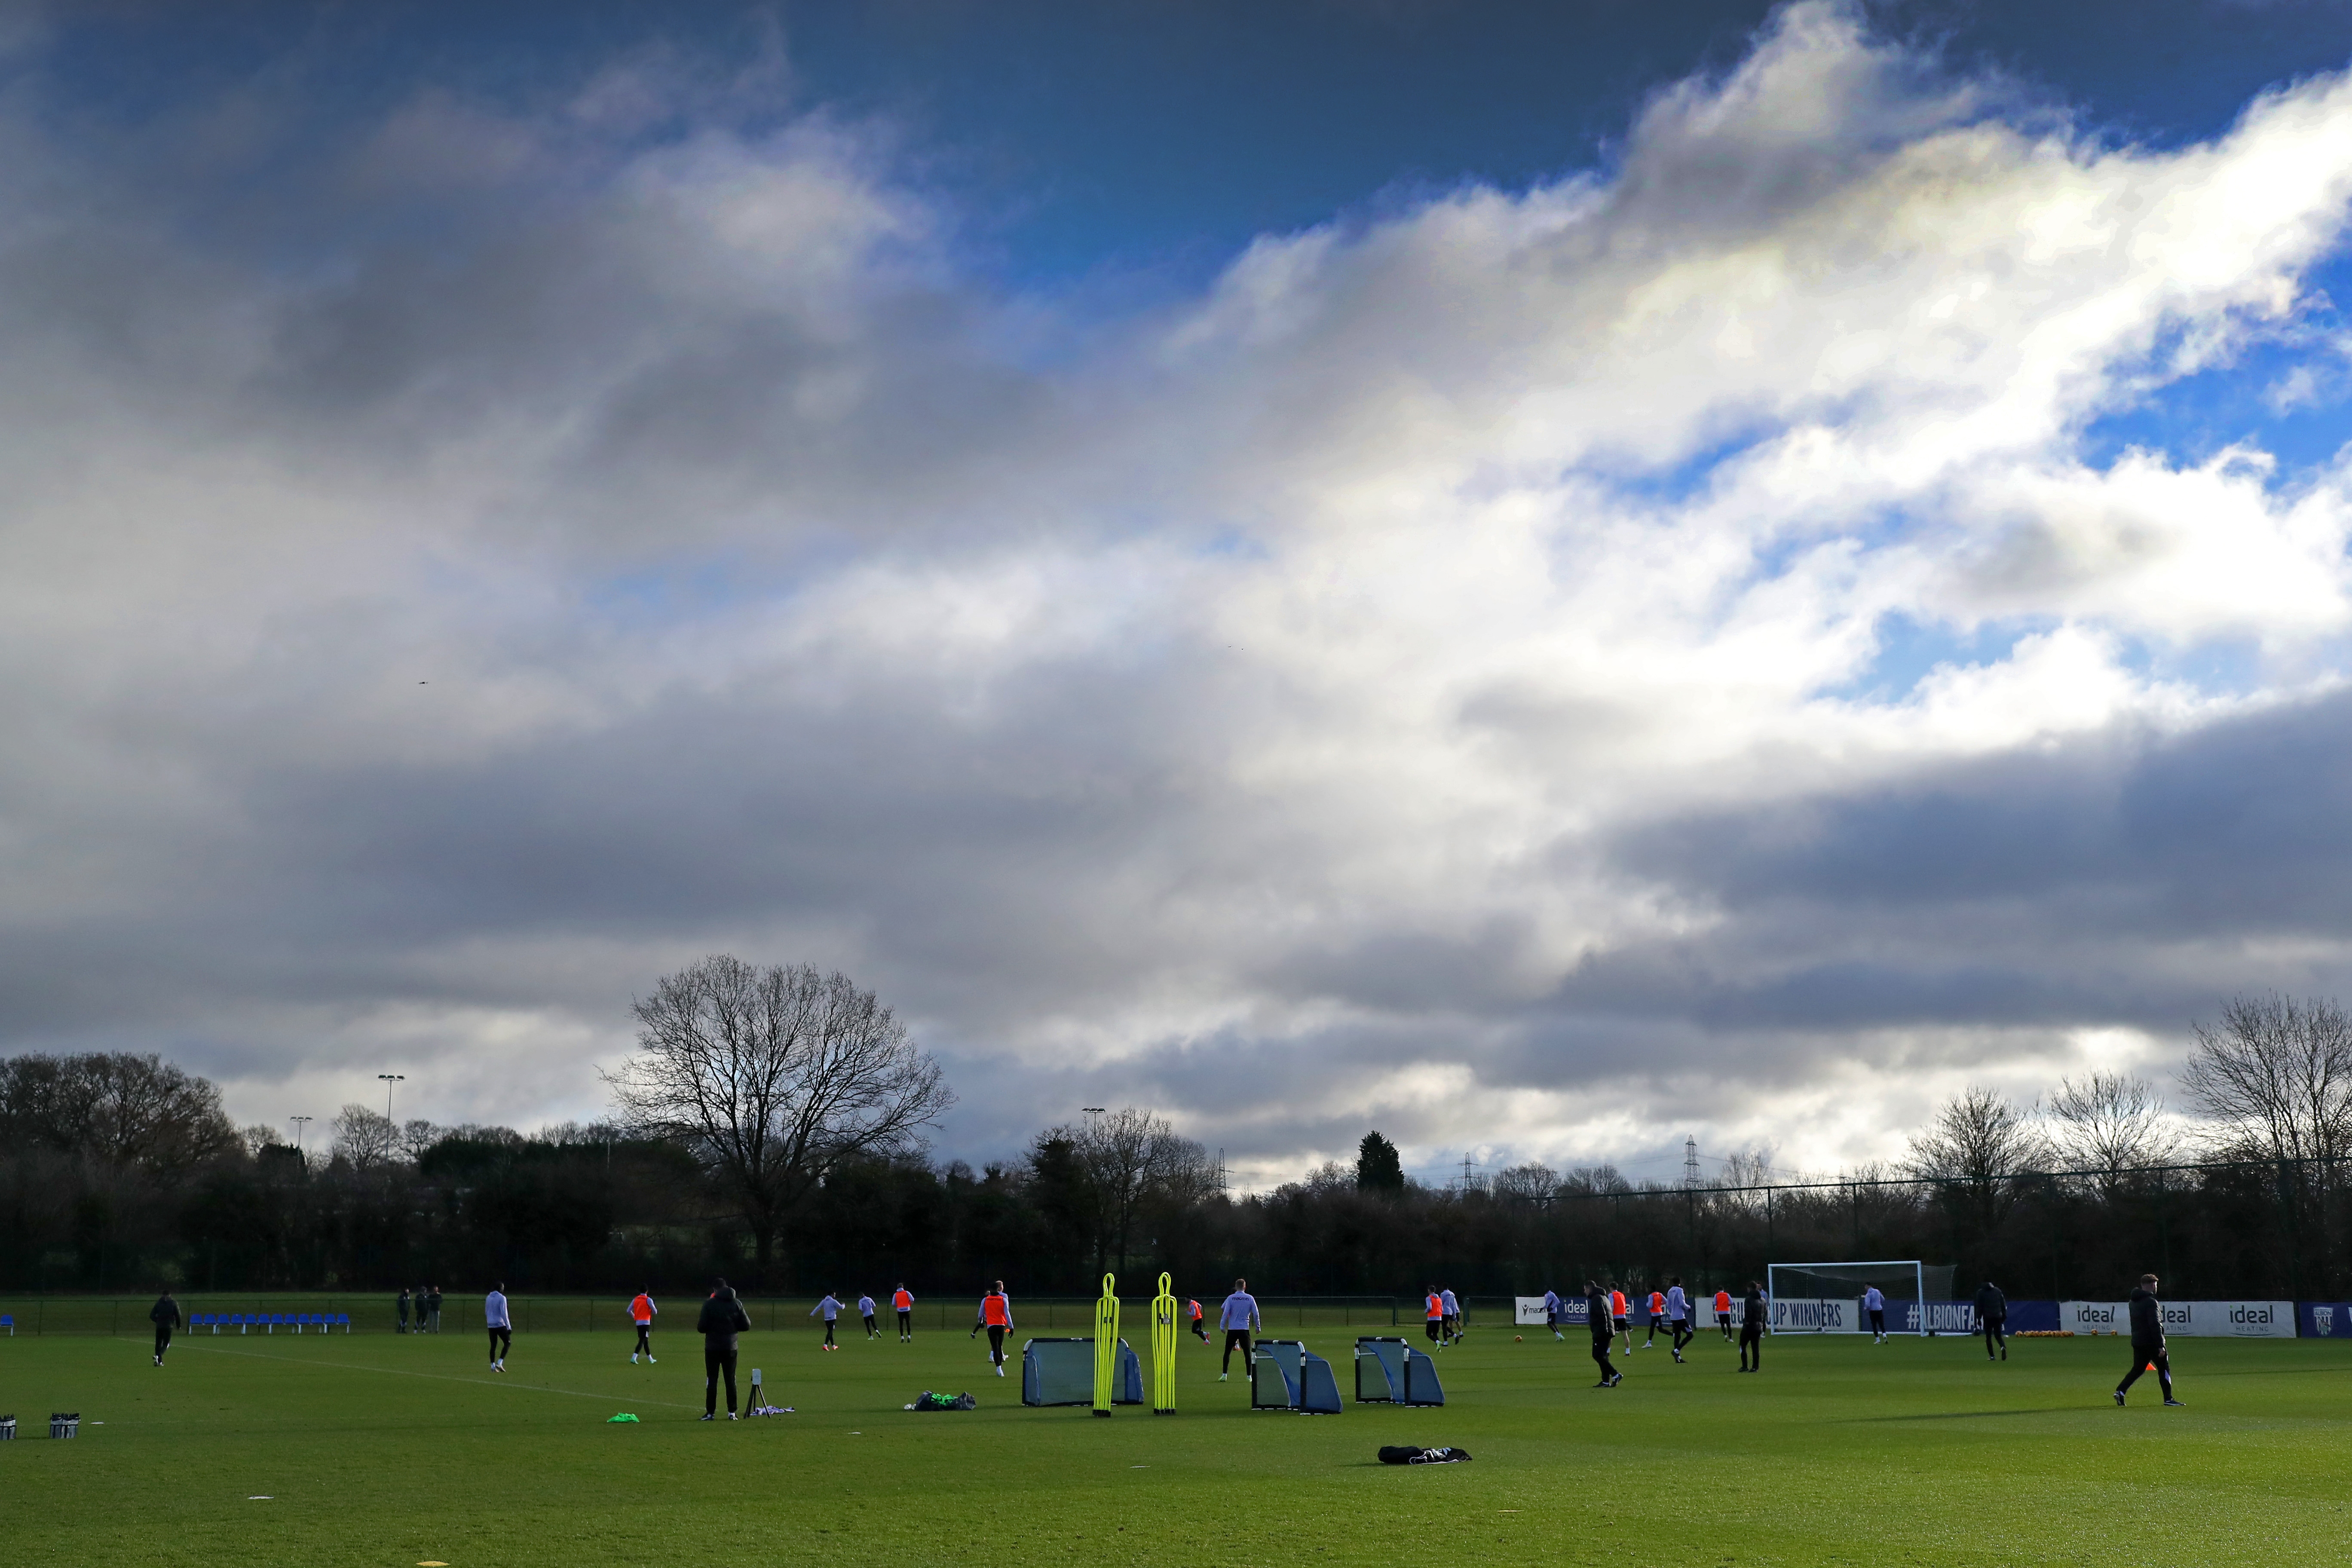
[1377,1446,1471,1465]
[910,1390,977,1410]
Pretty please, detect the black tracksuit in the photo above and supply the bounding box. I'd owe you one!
[1586,1289,1618,1384]
[150,1294,181,1361]
[2116,1287,2174,1401]
[1975,1284,2008,1359]
[698,1289,753,1415]
[1739,1290,1766,1369]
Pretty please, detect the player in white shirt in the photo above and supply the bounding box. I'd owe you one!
[1439,1287,1462,1344]
[808,1293,843,1350]
[1541,1288,1565,1341]
[858,1294,879,1339]
[484,1283,511,1371]
[1864,1285,1887,1343]
[1663,1279,1692,1362]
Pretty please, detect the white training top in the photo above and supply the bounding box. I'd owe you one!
[1542,1289,1563,1312]
[1440,1289,1459,1314]
[857,1296,876,1316]
[1665,1285,1687,1318]
[811,1295,842,1321]
[1864,1287,1885,1311]
[1219,1291,1259,1330]
[484,1290,510,1329]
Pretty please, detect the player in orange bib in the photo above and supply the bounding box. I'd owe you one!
[980,1282,1015,1376]
[1715,1288,1735,1342]
[1611,1285,1633,1356]
[892,1284,915,1342]
[1642,1289,1667,1350]
[1424,1288,1445,1348]
[628,1287,658,1364]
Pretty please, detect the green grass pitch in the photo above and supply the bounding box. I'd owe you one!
[4,1323,2347,1565]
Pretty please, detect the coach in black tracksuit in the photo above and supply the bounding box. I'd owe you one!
[1586,1281,1620,1387]
[1738,1282,1766,1371]
[2115,1274,2182,1406]
[697,1278,753,1420]
[149,1289,181,1366]
[1975,1280,2009,1361]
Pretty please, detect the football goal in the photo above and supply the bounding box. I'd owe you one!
[1764,1261,1956,1335]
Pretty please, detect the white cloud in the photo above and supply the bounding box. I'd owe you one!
[6,3,2352,1178]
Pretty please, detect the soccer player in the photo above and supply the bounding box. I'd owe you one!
[1975,1279,2009,1362]
[1188,1297,1209,1343]
[1642,1288,1667,1349]
[858,1294,879,1340]
[2114,1273,2184,1408]
[1585,1279,1621,1387]
[1610,1283,1633,1356]
[149,1288,181,1366]
[1738,1280,1766,1372]
[397,1286,411,1335]
[1715,1287,1734,1341]
[1220,1278,1261,1380]
[1863,1284,1886,1344]
[980,1281,1015,1377]
[892,1284,914,1342]
[1664,1279,1691,1362]
[1440,1286,1462,1344]
[1542,1286,1565,1340]
[629,1287,658,1363]
[698,1277,752,1420]
[426,1285,444,1334]
[485,1282,512,1371]
[1423,1287,1444,1349]
[809,1292,842,1350]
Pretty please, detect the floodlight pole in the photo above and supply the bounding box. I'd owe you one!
[378,1073,405,1124]
[289,1115,312,1152]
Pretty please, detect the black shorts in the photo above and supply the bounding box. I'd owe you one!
[1613,1317,1629,1331]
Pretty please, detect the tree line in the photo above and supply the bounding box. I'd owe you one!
[6,968,2352,1301]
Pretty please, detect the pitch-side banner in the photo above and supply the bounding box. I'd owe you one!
[2299,1303,2352,1338]
[1515,1297,1595,1325]
[2064,1299,2294,1337]
[1770,1297,1858,1332]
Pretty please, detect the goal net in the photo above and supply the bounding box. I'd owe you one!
[1765,1261,1956,1334]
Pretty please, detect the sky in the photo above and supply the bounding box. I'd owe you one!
[7,0,2352,1188]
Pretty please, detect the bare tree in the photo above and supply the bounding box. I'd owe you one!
[1905,1086,2047,1237]
[1906,1087,2047,1182]
[330,1104,400,1172]
[2044,1073,2179,1194]
[1490,1162,1560,1202]
[2182,995,2352,1166]
[604,956,953,1283]
[398,1119,443,1161]
[1049,1106,1213,1277]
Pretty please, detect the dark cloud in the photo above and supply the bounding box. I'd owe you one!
[6,4,2352,1179]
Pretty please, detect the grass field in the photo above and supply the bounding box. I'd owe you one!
[4,1320,2349,1566]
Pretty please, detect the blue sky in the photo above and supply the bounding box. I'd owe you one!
[6,0,2352,1185]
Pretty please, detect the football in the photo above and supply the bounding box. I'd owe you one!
[1513,1335,1522,1342]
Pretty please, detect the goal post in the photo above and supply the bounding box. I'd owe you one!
[1765,1261,1955,1334]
